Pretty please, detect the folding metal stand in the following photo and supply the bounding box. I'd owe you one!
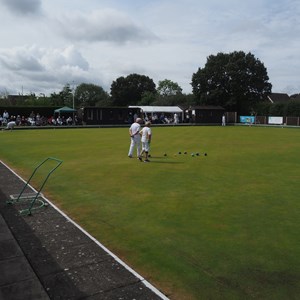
[7,157,63,215]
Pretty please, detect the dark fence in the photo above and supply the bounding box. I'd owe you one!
[80,107,140,125]
[1,106,300,127]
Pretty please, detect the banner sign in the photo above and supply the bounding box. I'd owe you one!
[240,116,255,124]
[268,116,283,125]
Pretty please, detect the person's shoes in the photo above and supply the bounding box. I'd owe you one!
[138,157,143,161]
[128,155,132,158]
[144,159,150,162]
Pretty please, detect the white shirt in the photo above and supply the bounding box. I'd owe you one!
[141,127,151,142]
[7,121,16,129]
[3,111,9,119]
[129,122,141,138]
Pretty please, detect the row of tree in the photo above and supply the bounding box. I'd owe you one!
[255,98,300,117]
[1,51,299,115]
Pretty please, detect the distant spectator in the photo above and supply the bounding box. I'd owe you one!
[29,111,35,120]
[2,110,9,122]
[36,113,41,125]
[74,115,79,125]
[56,116,63,125]
[67,116,73,125]
[27,117,35,126]
[164,116,171,124]
[222,114,226,126]
[174,113,179,124]
[159,113,165,123]
[185,114,190,123]
[2,120,16,131]
[21,116,27,126]
[16,115,21,126]
[51,117,57,126]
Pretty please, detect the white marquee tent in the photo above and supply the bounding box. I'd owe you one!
[129,106,184,120]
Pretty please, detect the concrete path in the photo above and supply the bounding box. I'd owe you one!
[0,161,169,300]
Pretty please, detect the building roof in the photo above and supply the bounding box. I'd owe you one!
[290,94,300,101]
[267,93,290,103]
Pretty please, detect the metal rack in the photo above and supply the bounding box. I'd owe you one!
[7,157,63,215]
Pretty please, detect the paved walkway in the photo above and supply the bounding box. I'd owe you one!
[0,161,169,300]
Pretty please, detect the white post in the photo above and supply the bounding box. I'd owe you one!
[72,81,75,125]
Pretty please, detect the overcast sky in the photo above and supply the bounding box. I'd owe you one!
[0,0,299,96]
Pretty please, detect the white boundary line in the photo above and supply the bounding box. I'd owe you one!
[1,160,169,300]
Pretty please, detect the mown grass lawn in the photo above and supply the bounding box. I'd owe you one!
[1,126,300,299]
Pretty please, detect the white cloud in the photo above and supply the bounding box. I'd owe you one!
[0,47,44,72]
[0,45,98,94]
[40,45,89,71]
[55,9,158,44]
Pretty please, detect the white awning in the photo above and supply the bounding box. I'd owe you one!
[129,106,183,114]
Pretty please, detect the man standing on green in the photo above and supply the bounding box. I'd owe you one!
[139,121,152,162]
[128,117,143,160]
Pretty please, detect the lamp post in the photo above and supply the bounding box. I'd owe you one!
[72,81,75,125]
[72,81,75,109]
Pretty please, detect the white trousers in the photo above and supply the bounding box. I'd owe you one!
[141,141,150,152]
[128,137,141,157]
